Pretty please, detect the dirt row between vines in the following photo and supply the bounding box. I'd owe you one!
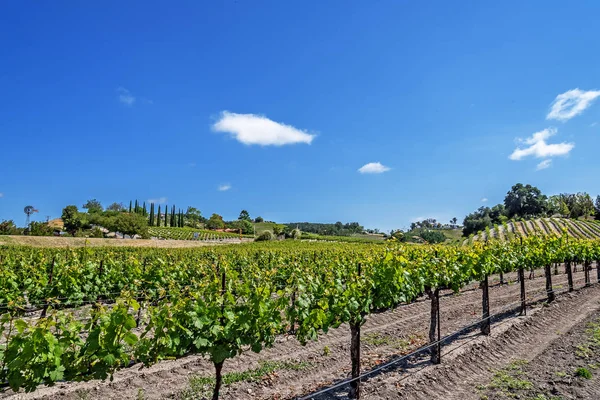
[3,265,595,400]
[360,279,600,399]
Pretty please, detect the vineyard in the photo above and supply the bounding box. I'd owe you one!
[1,236,600,399]
[465,217,600,244]
[147,227,252,241]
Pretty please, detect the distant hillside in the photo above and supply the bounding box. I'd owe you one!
[464,218,600,244]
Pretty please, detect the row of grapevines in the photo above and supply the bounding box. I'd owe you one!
[0,236,599,396]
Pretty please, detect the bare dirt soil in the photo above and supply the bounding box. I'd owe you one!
[0,235,247,248]
[1,266,597,400]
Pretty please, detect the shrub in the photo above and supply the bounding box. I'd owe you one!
[90,227,104,238]
[290,228,301,240]
[418,229,446,244]
[255,231,274,241]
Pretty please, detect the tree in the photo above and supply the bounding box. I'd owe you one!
[62,205,85,236]
[170,205,176,228]
[238,210,251,221]
[233,219,253,234]
[111,213,148,238]
[462,207,493,237]
[272,224,285,236]
[504,183,547,219]
[206,213,225,230]
[419,230,446,244]
[254,216,264,223]
[107,202,125,212]
[157,205,161,227]
[572,192,595,219]
[185,207,202,227]
[595,195,600,220]
[149,203,155,226]
[450,217,458,227]
[82,199,103,214]
[28,221,54,236]
[129,201,132,213]
[142,202,147,216]
[489,204,507,223]
[0,220,22,235]
[164,205,168,227]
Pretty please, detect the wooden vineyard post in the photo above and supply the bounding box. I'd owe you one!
[41,257,55,318]
[544,264,555,303]
[584,261,591,287]
[212,270,227,400]
[566,261,574,292]
[481,276,490,335]
[349,263,362,399]
[425,287,441,364]
[597,258,600,283]
[519,267,526,316]
[499,271,504,285]
[289,290,297,334]
[349,323,361,399]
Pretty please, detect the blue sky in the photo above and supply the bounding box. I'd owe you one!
[2,1,600,232]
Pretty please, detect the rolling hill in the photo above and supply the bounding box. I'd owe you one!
[465,217,600,244]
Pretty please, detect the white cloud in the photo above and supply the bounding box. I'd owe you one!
[547,88,600,121]
[0,193,3,198]
[358,162,391,174]
[212,111,315,146]
[509,128,574,160]
[117,87,136,106]
[536,159,552,170]
[218,184,231,191]
[481,198,488,203]
[148,197,167,204]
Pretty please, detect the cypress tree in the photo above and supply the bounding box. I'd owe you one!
[164,205,168,227]
[149,203,154,226]
[129,200,132,213]
[134,200,139,214]
[143,202,147,216]
[157,205,161,227]
[171,205,176,227]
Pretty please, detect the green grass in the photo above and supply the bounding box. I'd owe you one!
[253,222,278,234]
[478,360,533,396]
[575,367,592,379]
[362,332,423,351]
[439,228,464,244]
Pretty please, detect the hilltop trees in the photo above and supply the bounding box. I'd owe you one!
[82,199,103,213]
[504,184,547,219]
[106,202,125,212]
[206,213,225,230]
[110,212,148,238]
[287,221,364,236]
[185,207,203,227]
[238,210,251,221]
[62,205,85,236]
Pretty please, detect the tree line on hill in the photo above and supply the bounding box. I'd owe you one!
[462,183,600,236]
[285,221,364,237]
[58,200,261,238]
